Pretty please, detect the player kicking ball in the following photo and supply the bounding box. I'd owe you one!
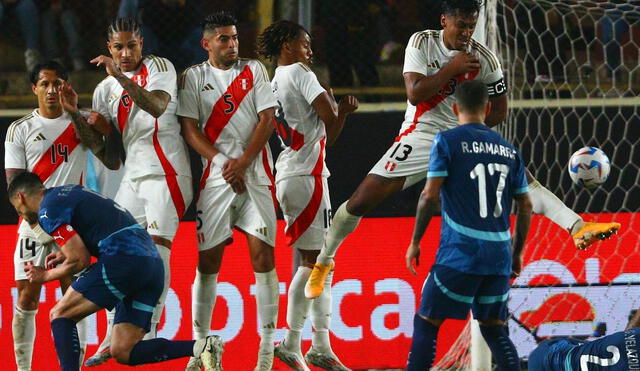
[405,81,532,370]
[8,172,222,371]
[529,328,640,370]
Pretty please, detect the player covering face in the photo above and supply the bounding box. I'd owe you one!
[256,20,358,371]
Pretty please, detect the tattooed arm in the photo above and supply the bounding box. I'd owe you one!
[60,81,123,170]
[91,55,170,118]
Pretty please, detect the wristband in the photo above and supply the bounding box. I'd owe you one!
[31,224,54,245]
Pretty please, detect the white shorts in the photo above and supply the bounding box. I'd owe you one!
[14,225,60,281]
[276,176,331,250]
[369,133,434,189]
[115,174,193,240]
[196,183,277,250]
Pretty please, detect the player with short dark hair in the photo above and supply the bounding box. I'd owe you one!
[5,60,121,370]
[305,0,620,300]
[257,20,358,371]
[87,16,193,365]
[7,172,222,371]
[178,11,279,371]
[405,80,532,370]
[528,328,640,370]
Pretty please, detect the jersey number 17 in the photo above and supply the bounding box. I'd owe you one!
[470,162,508,218]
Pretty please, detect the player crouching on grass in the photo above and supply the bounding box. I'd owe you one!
[8,172,223,371]
[405,80,532,370]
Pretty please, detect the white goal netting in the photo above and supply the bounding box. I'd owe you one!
[436,0,640,368]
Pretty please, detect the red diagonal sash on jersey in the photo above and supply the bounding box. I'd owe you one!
[117,64,149,133]
[261,147,279,211]
[203,65,254,144]
[152,120,186,218]
[395,70,480,142]
[285,138,326,246]
[31,123,81,183]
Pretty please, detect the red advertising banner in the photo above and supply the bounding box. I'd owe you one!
[0,214,633,370]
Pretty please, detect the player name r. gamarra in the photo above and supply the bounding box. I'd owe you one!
[461,140,516,159]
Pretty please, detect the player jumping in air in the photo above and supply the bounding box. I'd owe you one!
[528,328,640,370]
[8,172,223,371]
[305,0,620,299]
[4,61,121,370]
[86,17,193,366]
[256,20,358,371]
[405,80,532,370]
[177,11,279,371]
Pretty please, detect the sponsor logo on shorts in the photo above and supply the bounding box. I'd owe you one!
[255,227,268,237]
[149,221,159,230]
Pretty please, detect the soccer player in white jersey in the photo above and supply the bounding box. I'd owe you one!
[86,17,193,366]
[177,12,280,371]
[4,61,122,371]
[256,20,358,371]
[305,0,621,299]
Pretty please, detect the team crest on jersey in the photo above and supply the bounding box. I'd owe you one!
[132,74,147,88]
[385,161,397,172]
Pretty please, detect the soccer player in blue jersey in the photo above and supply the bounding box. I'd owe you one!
[405,80,533,370]
[7,172,223,371]
[528,328,640,370]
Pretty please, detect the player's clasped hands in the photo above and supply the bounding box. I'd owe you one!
[405,242,421,275]
[90,55,122,77]
[45,251,66,269]
[446,52,480,75]
[222,158,249,194]
[24,262,47,284]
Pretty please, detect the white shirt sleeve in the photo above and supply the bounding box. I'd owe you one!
[146,57,177,98]
[403,32,429,76]
[91,83,112,121]
[4,123,26,169]
[295,64,326,105]
[252,61,278,113]
[477,47,507,97]
[176,68,200,120]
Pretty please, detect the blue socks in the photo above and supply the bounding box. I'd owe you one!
[128,338,196,365]
[406,314,439,371]
[479,324,521,371]
[51,318,80,371]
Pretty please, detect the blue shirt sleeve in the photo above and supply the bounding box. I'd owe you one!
[512,149,529,195]
[38,194,74,235]
[427,133,450,178]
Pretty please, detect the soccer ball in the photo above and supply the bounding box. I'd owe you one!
[568,146,611,189]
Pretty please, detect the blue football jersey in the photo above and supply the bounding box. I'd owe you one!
[427,123,528,275]
[38,184,158,258]
[529,329,640,370]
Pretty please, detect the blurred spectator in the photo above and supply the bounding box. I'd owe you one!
[135,0,208,70]
[600,2,639,84]
[318,0,381,88]
[0,0,42,71]
[39,0,86,71]
[378,0,402,63]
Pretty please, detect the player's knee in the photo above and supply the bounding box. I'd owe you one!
[49,305,66,321]
[17,295,39,311]
[110,343,132,365]
[250,248,275,272]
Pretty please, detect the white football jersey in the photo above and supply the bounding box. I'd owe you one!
[92,55,191,180]
[400,30,506,139]
[272,63,329,181]
[4,109,88,233]
[177,59,278,187]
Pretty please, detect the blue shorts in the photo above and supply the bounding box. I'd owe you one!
[419,264,510,320]
[72,255,164,331]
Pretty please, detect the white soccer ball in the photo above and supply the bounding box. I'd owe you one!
[568,146,611,189]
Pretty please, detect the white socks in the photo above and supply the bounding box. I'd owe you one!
[145,244,171,340]
[284,267,313,351]
[192,270,218,339]
[311,268,334,352]
[13,306,37,371]
[254,269,279,351]
[317,202,362,265]
[528,180,582,233]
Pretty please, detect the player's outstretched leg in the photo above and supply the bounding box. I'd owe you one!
[306,175,405,299]
[85,308,114,366]
[306,268,350,371]
[478,322,521,371]
[527,175,620,249]
[406,314,440,371]
[275,266,313,371]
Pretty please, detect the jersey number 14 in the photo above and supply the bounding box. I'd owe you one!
[470,163,509,218]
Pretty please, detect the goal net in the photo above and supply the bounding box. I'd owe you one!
[436,0,640,368]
